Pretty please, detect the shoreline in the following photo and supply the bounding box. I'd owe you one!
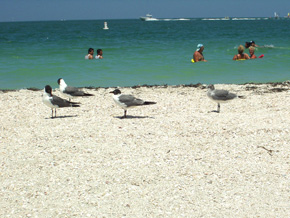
[1,80,290,93]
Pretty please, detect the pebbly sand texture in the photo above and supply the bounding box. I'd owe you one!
[1,82,290,217]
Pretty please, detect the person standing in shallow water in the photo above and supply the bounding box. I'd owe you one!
[233,45,250,60]
[193,44,207,62]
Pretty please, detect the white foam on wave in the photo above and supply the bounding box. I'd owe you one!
[263,45,275,48]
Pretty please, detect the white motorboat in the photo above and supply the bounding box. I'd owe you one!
[140,14,158,21]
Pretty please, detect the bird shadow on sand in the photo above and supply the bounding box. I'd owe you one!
[114,115,155,119]
[208,110,220,113]
[45,115,78,119]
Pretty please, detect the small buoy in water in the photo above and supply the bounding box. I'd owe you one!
[103,22,109,30]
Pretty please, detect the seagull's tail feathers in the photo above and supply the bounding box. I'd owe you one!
[143,101,157,105]
[83,93,94,97]
[69,100,81,106]
[71,104,80,107]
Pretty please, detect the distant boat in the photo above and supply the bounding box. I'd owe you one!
[221,16,230,20]
[103,22,109,30]
[202,17,230,21]
[140,14,158,21]
[274,12,279,19]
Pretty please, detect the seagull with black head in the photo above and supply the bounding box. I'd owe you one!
[110,89,156,118]
[42,85,80,118]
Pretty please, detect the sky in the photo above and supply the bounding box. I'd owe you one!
[1,0,289,22]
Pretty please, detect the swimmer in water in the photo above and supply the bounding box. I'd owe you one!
[250,40,259,47]
[95,49,103,59]
[233,45,250,60]
[245,42,251,49]
[249,46,257,59]
[85,48,94,59]
[193,44,207,62]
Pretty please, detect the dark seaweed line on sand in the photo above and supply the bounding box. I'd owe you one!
[1,81,289,93]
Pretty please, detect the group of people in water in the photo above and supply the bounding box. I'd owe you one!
[85,48,103,60]
[86,42,260,62]
[233,41,259,60]
[192,40,262,62]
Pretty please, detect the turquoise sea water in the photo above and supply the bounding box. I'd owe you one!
[0,19,289,90]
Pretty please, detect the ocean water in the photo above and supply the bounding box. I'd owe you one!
[0,19,289,90]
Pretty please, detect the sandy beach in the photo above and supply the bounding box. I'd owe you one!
[1,82,290,217]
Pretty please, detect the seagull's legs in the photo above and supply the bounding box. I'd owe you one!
[51,109,57,118]
[122,110,127,119]
[217,103,220,113]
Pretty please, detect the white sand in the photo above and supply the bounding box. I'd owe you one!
[1,83,290,217]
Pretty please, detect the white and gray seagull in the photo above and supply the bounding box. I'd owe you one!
[207,84,244,113]
[110,89,156,118]
[42,85,80,118]
[57,78,94,101]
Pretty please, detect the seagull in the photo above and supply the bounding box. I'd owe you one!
[110,89,156,118]
[207,84,244,113]
[42,85,80,118]
[57,78,94,101]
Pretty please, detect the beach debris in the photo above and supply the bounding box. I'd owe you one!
[257,146,279,156]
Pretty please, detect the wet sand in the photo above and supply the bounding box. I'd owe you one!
[1,82,290,217]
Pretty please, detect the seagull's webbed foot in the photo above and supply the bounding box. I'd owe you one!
[209,103,220,113]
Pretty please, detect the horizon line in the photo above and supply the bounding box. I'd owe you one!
[0,16,281,23]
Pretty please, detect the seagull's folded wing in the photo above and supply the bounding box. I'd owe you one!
[212,90,237,101]
[64,86,85,96]
[119,95,145,107]
[52,95,78,107]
